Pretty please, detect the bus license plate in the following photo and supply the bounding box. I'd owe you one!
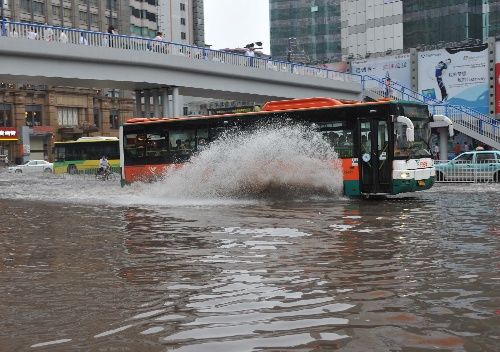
[418,180,425,186]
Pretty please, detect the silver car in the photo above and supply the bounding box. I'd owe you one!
[435,151,500,182]
[7,160,53,174]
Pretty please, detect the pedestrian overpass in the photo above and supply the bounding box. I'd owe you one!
[0,21,363,117]
[0,21,498,149]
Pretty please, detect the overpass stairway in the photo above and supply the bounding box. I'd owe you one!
[362,76,500,150]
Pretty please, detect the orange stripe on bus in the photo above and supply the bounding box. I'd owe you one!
[341,158,359,181]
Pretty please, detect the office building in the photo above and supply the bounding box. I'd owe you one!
[1,0,129,33]
[340,0,500,60]
[0,0,132,164]
[269,0,342,63]
[340,0,403,60]
[156,0,205,45]
[402,1,487,50]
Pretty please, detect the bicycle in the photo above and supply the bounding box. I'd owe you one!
[95,167,117,181]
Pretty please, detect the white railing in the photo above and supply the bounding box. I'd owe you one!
[0,20,362,85]
[434,159,500,183]
[362,75,500,148]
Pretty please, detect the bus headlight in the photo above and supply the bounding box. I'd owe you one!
[400,172,411,179]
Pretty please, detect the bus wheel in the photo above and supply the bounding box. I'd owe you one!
[436,171,444,181]
[68,165,78,174]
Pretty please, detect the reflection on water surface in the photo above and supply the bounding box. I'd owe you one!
[0,173,498,351]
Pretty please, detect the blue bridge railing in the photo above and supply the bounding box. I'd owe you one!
[362,75,499,146]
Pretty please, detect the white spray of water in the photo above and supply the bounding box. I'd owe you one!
[140,124,344,199]
[0,125,344,206]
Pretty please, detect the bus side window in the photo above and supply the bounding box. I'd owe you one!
[169,130,196,153]
[124,134,138,158]
[196,129,209,151]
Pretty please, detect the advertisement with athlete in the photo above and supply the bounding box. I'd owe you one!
[418,44,488,113]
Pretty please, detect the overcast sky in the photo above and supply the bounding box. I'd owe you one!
[204,0,270,54]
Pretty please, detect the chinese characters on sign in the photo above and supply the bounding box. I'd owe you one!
[0,128,18,140]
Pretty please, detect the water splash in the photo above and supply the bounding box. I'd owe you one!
[0,124,344,205]
[146,123,344,199]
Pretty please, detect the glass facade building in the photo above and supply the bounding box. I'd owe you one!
[403,0,488,49]
[270,0,341,63]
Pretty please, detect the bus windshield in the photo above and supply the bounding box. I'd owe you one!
[394,104,432,159]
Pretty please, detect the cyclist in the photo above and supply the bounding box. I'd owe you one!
[98,155,110,176]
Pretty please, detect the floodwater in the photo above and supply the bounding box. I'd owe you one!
[0,128,499,351]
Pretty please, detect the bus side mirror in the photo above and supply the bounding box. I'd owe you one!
[406,128,414,142]
[396,115,415,143]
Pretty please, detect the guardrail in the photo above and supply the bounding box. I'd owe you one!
[363,75,500,148]
[54,167,120,181]
[434,159,500,183]
[0,20,362,85]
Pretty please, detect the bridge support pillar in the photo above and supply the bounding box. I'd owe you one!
[162,88,170,117]
[152,89,161,117]
[172,86,180,117]
[143,89,151,118]
[438,127,449,161]
[135,90,142,117]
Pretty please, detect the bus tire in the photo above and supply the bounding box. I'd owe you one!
[68,165,78,175]
[436,171,444,181]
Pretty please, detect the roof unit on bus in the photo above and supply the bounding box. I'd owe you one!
[261,97,345,112]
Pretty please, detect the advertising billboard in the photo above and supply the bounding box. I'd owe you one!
[496,63,500,114]
[418,44,488,114]
[495,42,500,114]
[350,54,411,88]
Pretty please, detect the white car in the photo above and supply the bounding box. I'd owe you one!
[8,160,53,174]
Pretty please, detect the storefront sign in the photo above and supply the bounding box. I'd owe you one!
[0,127,18,141]
[33,126,55,134]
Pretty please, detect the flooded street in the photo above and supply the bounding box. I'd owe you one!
[0,172,499,351]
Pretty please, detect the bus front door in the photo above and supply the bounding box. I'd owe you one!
[359,119,391,195]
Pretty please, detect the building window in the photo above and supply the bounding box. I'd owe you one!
[57,107,79,126]
[93,108,100,128]
[131,7,140,19]
[0,104,12,127]
[180,17,186,25]
[180,3,185,11]
[52,5,61,17]
[181,32,186,40]
[90,13,98,26]
[106,0,117,11]
[26,105,43,127]
[109,110,119,129]
[20,0,30,12]
[79,11,88,23]
[33,1,44,15]
[63,7,71,18]
[183,106,189,115]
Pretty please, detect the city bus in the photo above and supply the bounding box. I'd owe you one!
[53,136,120,174]
[119,97,436,197]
